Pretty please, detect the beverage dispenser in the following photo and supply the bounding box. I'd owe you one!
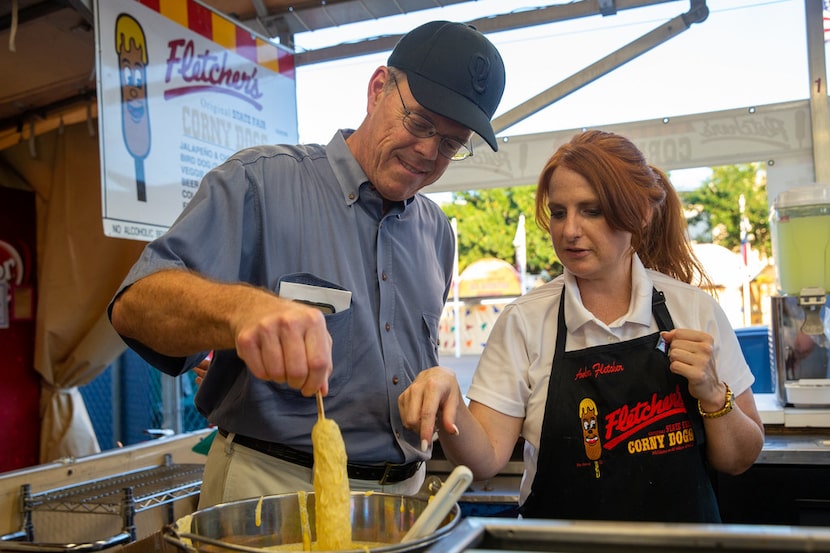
[769,184,830,406]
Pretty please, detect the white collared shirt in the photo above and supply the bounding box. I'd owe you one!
[466,254,754,504]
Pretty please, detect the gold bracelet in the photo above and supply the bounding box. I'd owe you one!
[697,382,733,419]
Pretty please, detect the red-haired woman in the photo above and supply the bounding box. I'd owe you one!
[399,130,764,523]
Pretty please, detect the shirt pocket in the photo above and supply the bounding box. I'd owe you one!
[271,273,354,398]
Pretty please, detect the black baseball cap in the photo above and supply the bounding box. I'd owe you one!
[388,21,506,152]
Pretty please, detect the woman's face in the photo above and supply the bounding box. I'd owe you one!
[547,166,633,286]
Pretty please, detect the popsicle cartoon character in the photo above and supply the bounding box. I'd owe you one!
[579,397,602,478]
[115,14,151,202]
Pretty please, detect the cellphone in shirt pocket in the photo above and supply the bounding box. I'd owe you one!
[277,273,352,313]
[275,273,353,397]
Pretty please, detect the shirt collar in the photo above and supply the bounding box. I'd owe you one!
[325,129,416,214]
[629,254,657,326]
[562,254,654,330]
[326,129,368,207]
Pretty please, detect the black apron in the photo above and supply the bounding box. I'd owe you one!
[520,288,720,522]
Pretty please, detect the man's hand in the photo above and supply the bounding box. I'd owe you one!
[233,296,333,397]
[111,270,334,397]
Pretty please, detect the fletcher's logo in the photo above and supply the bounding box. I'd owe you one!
[602,384,688,450]
[164,39,264,109]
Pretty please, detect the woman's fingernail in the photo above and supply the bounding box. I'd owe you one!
[420,439,429,452]
[452,424,460,435]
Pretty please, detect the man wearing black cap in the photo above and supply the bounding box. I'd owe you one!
[109,21,506,506]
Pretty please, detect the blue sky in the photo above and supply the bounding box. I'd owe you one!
[291,0,824,190]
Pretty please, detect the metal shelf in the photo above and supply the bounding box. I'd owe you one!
[25,460,203,516]
[1,454,203,552]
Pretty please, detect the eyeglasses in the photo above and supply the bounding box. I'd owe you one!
[390,73,473,161]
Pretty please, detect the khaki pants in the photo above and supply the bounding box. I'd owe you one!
[198,430,426,509]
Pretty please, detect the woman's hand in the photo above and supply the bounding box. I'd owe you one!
[400,367,524,479]
[398,367,462,452]
[661,328,723,408]
[661,328,764,474]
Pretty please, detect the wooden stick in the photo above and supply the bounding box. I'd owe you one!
[316,390,325,420]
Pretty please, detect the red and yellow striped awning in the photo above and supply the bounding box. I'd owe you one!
[137,0,295,78]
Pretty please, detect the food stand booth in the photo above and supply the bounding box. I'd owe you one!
[2,0,830,551]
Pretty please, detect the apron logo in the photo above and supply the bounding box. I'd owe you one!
[576,387,697,480]
[626,421,696,454]
[579,398,602,479]
[602,384,691,450]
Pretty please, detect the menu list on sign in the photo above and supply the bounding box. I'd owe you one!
[178,100,270,207]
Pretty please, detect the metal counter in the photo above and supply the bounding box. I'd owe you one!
[759,430,830,465]
[428,428,830,512]
[426,517,830,553]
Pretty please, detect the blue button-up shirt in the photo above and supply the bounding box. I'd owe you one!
[112,130,455,464]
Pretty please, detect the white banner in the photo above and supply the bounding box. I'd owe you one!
[95,0,298,241]
[435,99,822,205]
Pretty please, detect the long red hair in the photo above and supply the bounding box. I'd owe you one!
[534,130,710,287]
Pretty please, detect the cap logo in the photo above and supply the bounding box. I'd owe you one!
[468,54,491,95]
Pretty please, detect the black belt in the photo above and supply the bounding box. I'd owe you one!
[218,429,421,484]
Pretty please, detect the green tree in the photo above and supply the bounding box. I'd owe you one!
[440,185,561,276]
[679,163,771,257]
[439,163,770,282]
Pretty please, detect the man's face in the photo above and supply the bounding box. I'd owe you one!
[358,71,472,202]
